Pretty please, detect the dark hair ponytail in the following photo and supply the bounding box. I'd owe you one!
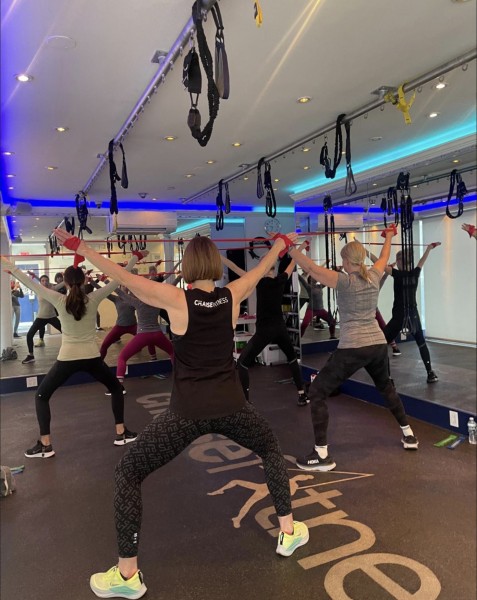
[64,266,88,321]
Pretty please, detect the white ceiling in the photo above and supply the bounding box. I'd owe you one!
[1,0,476,241]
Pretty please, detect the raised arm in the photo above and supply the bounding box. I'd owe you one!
[90,255,140,301]
[53,230,183,312]
[416,242,441,269]
[288,247,339,289]
[220,254,247,277]
[372,229,399,275]
[282,241,306,278]
[2,260,62,305]
[226,233,297,304]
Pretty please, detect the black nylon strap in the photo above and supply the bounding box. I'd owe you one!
[108,139,120,215]
[224,181,231,214]
[344,120,357,196]
[211,3,230,99]
[216,180,224,231]
[320,114,345,179]
[75,193,92,238]
[189,1,221,147]
[446,169,466,219]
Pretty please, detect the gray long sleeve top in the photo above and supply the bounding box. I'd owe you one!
[115,289,162,334]
[298,274,324,311]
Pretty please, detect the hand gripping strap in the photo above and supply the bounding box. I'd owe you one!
[381,224,397,238]
[64,236,82,251]
[273,233,294,258]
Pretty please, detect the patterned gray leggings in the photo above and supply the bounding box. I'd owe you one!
[114,404,291,557]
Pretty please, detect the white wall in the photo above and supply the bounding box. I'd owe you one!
[421,209,477,344]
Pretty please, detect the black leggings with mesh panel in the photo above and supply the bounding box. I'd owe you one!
[114,403,292,557]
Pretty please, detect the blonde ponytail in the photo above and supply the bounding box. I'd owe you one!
[341,241,371,283]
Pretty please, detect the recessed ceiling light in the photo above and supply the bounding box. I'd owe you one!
[435,82,447,90]
[369,136,383,142]
[152,197,158,201]
[273,188,278,191]
[341,150,346,155]
[452,159,460,163]
[6,174,15,178]
[243,176,249,181]
[302,147,310,153]
[303,166,310,170]
[413,185,419,188]
[164,136,177,141]
[8,186,14,190]
[206,160,216,164]
[46,166,58,170]
[55,126,69,132]
[238,163,250,168]
[274,178,280,182]
[31,236,35,239]
[232,142,242,147]
[372,183,378,186]
[2,151,14,156]
[35,217,40,220]
[185,174,194,178]
[34,225,38,228]
[297,96,311,104]
[428,112,440,118]
[15,73,33,83]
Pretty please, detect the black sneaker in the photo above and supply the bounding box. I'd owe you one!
[22,355,35,364]
[401,435,419,450]
[114,428,137,446]
[427,371,438,383]
[392,346,402,356]
[25,440,55,459]
[13,333,21,338]
[296,450,336,472]
[314,323,325,330]
[297,392,309,407]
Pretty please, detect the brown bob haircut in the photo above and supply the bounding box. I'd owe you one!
[181,236,223,283]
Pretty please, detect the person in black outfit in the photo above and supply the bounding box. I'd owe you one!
[222,245,308,406]
[53,229,309,599]
[368,242,440,383]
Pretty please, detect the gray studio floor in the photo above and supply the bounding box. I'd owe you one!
[1,363,476,600]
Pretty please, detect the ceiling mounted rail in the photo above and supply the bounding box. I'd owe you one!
[183,47,477,204]
[82,0,217,196]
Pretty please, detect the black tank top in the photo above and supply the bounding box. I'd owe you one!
[169,287,246,419]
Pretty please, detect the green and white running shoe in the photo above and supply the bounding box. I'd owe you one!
[90,565,147,599]
[276,521,309,557]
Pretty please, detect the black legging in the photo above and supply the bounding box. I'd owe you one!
[309,344,409,446]
[114,403,291,557]
[384,308,432,372]
[35,357,125,435]
[27,317,62,354]
[238,321,303,400]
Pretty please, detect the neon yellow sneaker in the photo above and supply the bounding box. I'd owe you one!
[90,565,147,599]
[276,520,309,557]
[35,339,45,347]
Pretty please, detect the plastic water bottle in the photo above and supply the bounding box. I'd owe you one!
[468,417,477,445]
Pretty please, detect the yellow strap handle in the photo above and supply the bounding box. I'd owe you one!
[254,1,263,27]
[384,84,415,125]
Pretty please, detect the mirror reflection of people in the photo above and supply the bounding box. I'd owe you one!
[222,242,309,406]
[21,273,64,363]
[11,280,24,338]
[52,229,309,600]
[368,242,441,383]
[298,272,336,340]
[1,254,140,458]
[288,228,419,472]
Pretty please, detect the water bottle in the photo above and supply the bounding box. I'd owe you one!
[468,417,477,445]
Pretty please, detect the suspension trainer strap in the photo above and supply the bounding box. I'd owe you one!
[119,143,128,189]
[257,157,266,198]
[224,181,231,214]
[380,197,388,228]
[446,169,466,219]
[211,3,230,99]
[108,140,121,216]
[264,161,276,217]
[319,114,345,179]
[75,193,92,239]
[189,1,220,147]
[216,180,224,231]
[253,1,263,27]
[344,120,357,196]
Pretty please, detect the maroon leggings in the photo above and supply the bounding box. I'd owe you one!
[117,331,173,378]
[301,308,336,337]
[100,324,156,360]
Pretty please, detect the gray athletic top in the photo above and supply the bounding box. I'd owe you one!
[107,294,137,327]
[35,281,65,318]
[335,267,385,348]
[298,274,324,311]
[12,256,138,361]
[115,289,162,334]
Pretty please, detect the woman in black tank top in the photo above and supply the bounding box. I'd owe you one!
[53,229,309,600]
